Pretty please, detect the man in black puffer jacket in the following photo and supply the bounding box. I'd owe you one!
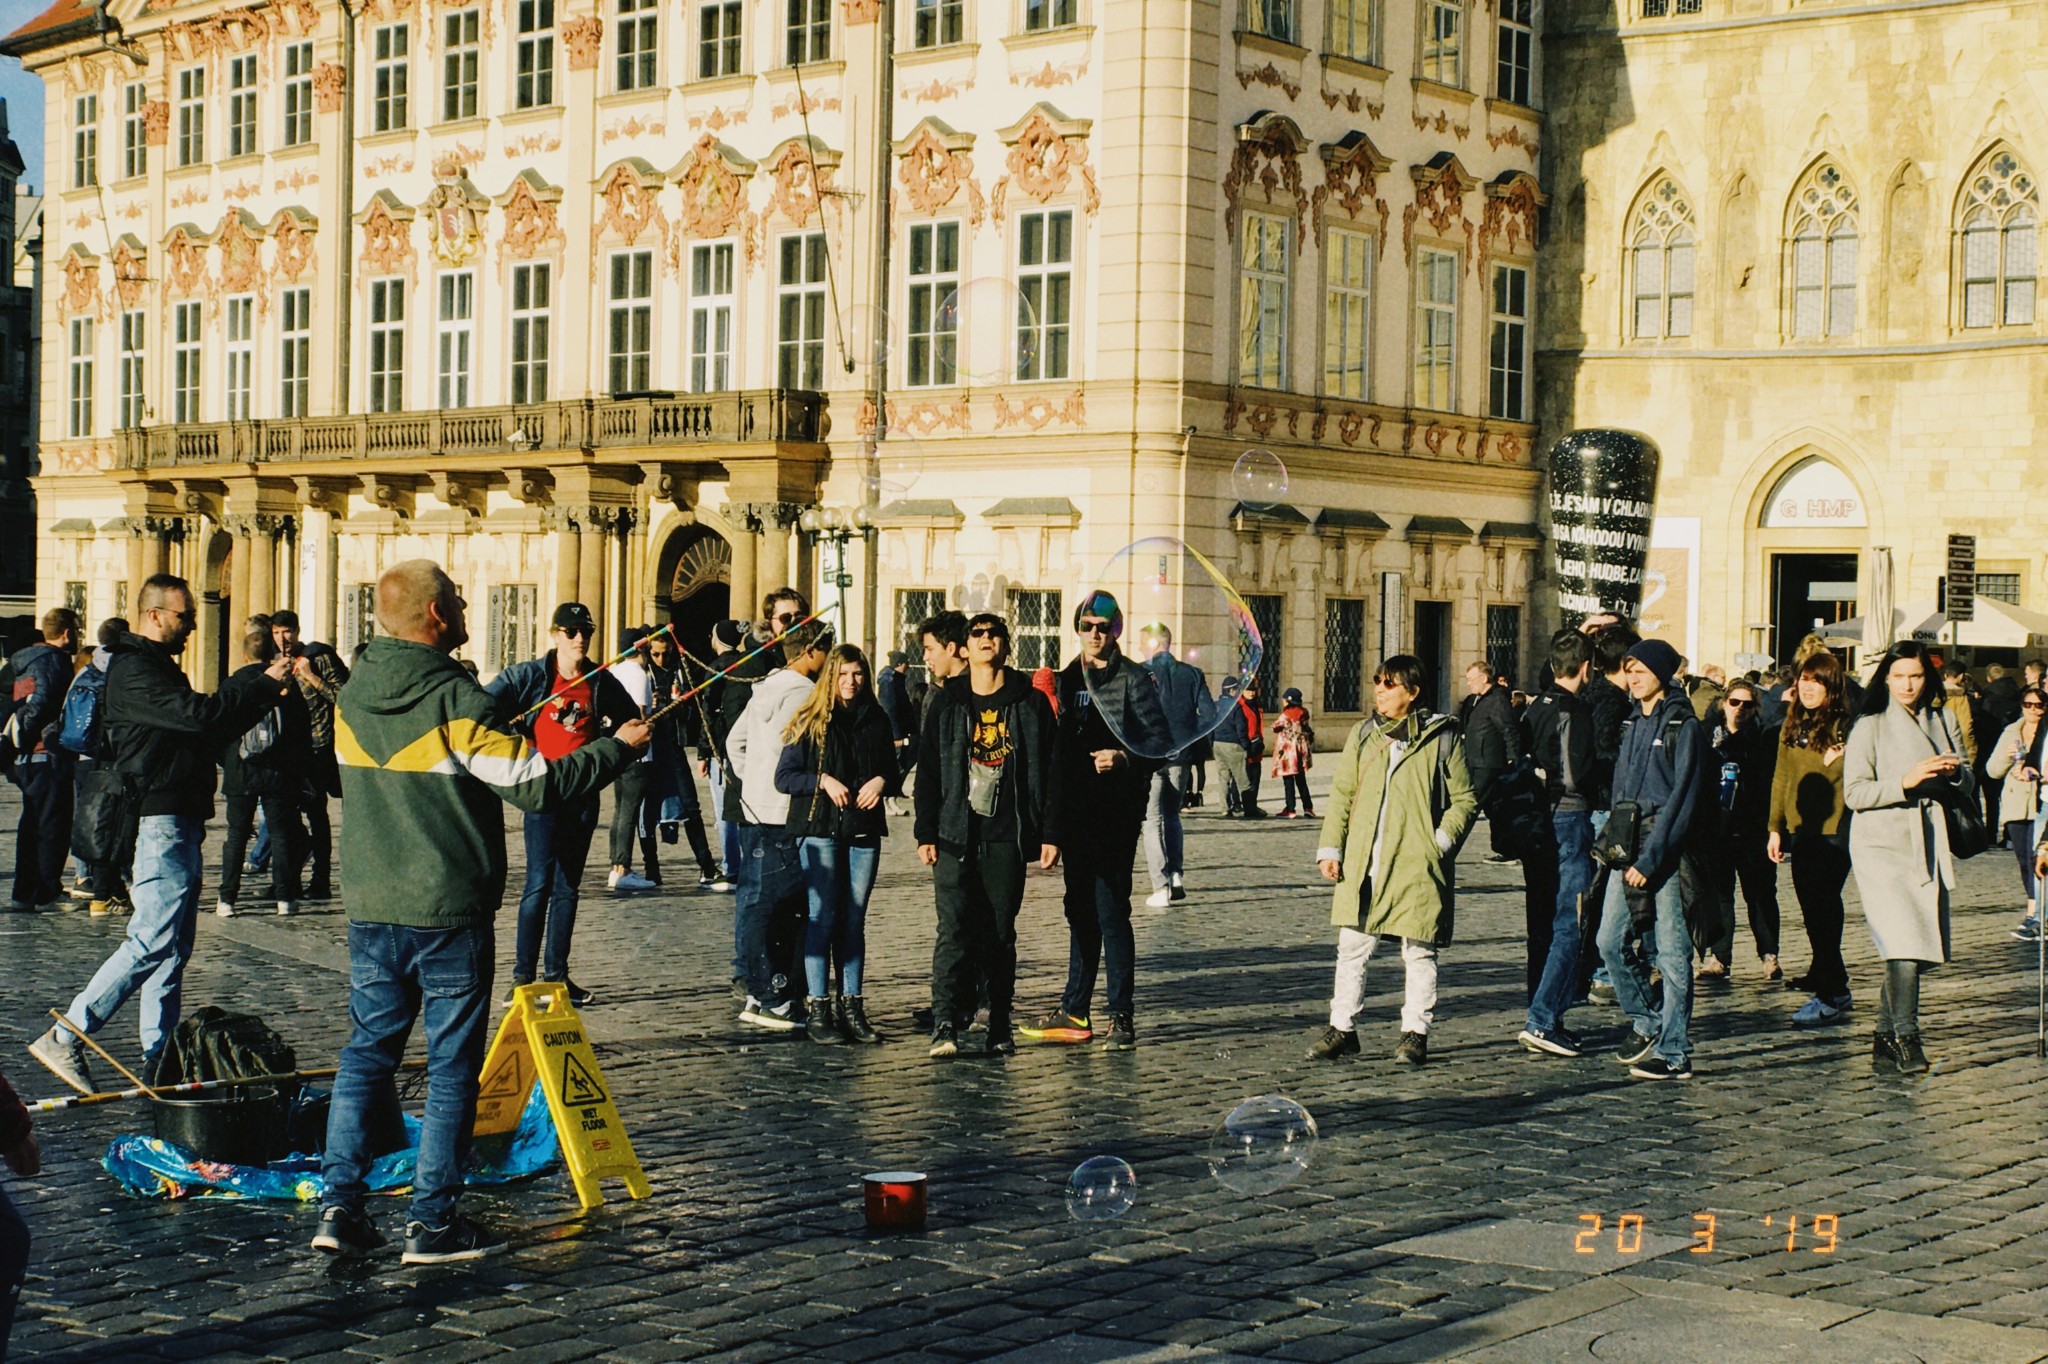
[216,628,314,917]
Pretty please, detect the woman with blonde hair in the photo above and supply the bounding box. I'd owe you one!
[774,644,900,1044]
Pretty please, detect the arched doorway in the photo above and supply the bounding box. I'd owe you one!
[202,527,235,689]
[657,523,732,662]
[1755,454,1868,663]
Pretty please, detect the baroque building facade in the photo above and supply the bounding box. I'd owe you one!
[1542,0,2048,669]
[7,0,1545,715]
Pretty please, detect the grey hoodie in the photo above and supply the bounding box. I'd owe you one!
[726,666,816,826]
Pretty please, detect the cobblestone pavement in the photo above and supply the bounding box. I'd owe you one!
[8,773,2048,1362]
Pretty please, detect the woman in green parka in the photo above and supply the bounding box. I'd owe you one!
[1310,654,1478,1066]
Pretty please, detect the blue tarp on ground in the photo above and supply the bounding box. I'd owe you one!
[102,1083,559,1201]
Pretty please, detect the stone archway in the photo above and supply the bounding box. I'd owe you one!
[658,522,733,662]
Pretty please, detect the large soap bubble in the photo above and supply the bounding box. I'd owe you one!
[1207,1094,1318,1197]
[859,438,924,502]
[937,277,1038,385]
[838,303,891,379]
[1231,448,1289,512]
[1080,537,1263,761]
[1065,1155,1138,1222]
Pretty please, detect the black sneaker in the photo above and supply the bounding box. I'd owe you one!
[400,1215,501,1265]
[1101,1015,1136,1051]
[987,1016,1016,1056]
[1614,1030,1658,1066]
[500,976,533,1006]
[1518,1027,1583,1058]
[311,1205,382,1257]
[1309,1026,1360,1060]
[929,1024,959,1058]
[545,978,596,1008]
[1395,1031,1428,1065]
[1629,1056,1694,1080]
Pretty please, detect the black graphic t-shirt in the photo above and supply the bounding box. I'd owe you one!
[967,697,1018,843]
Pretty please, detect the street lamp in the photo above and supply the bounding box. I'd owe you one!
[800,503,876,633]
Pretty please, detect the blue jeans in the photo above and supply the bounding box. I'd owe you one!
[1141,767,1185,891]
[322,921,493,1227]
[62,813,204,1068]
[734,823,803,1005]
[515,796,599,981]
[1596,862,1692,1066]
[1527,809,1593,1034]
[799,836,880,997]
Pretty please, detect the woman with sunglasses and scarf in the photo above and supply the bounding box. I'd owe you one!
[1690,679,1783,984]
[1987,685,2048,942]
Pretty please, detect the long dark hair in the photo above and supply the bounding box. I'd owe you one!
[1855,640,1943,727]
[1783,650,1850,751]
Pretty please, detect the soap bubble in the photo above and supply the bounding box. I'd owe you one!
[859,439,924,502]
[1231,448,1289,511]
[839,304,891,377]
[1081,537,1264,761]
[936,277,1038,385]
[1065,1155,1138,1222]
[1206,1094,1318,1197]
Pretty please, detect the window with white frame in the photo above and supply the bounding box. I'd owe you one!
[1243,0,1294,43]
[1007,588,1063,670]
[282,42,314,146]
[175,67,205,166]
[1323,227,1372,399]
[607,250,654,393]
[617,0,660,90]
[372,25,410,131]
[510,262,551,403]
[1495,0,1532,104]
[905,221,960,388]
[699,0,742,77]
[1327,0,1375,62]
[689,242,735,392]
[1017,209,1073,381]
[67,318,93,438]
[227,55,257,157]
[786,0,829,64]
[777,231,827,389]
[71,95,97,189]
[368,279,405,412]
[172,301,202,423]
[1025,0,1076,32]
[122,82,147,178]
[118,309,145,429]
[486,584,540,674]
[1788,161,1858,340]
[224,294,254,419]
[442,9,480,120]
[1488,262,1528,419]
[437,272,474,407]
[913,0,962,49]
[1639,0,1701,15]
[1629,175,1696,340]
[1413,245,1457,410]
[1959,149,2038,330]
[1420,0,1461,86]
[280,287,311,417]
[1238,211,1290,389]
[517,0,556,107]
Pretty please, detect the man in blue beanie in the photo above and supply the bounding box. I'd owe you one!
[1596,638,1707,1080]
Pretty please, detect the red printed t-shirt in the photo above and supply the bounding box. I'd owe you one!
[533,667,597,760]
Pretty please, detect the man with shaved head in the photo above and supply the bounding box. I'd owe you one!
[313,560,649,1265]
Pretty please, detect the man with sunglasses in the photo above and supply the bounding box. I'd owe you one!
[486,602,642,1007]
[27,575,290,1094]
[1021,592,1169,1051]
[1687,679,1781,983]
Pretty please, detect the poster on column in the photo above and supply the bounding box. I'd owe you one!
[1640,517,1700,664]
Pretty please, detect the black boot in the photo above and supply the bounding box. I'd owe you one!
[1872,1029,1897,1071]
[1892,1032,1930,1074]
[807,998,844,1044]
[683,815,718,882]
[839,995,883,1044]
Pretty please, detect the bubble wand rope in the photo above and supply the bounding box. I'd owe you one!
[26,1061,430,1114]
[648,605,839,726]
[517,621,677,719]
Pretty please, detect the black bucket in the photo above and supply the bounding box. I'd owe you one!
[151,1085,290,1165]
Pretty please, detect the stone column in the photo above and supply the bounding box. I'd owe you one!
[724,503,760,625]
[759,507,792,602]
[225,515,256,628]
[246,515,285,621]
[551,508,583,609]
[578,509,607,636]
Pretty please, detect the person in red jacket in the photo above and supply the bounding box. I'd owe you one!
[0,1065,38,1357]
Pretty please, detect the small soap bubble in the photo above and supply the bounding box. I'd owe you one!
[1066,1156,1138,1222]
[1231,448,1289,511]
[1207,1094,1318,1197]
[860,439,924,502]
[1082,537,1264,761]
[936,277,1038,385]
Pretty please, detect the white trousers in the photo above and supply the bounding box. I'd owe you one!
[1329,928,1438,1034]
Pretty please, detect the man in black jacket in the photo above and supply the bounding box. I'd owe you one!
[1458,661,1520,807]
[1517,631,1599,1057]
[1578,622,1639,1000]
[6,607,82,912]
[216,628,314,918]
[271,609,348,900]
[915,612,1061,1058]
[26,575,287,1092]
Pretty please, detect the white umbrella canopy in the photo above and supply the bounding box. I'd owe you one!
[1868,546,1895,652]
[1824,598,2048,650]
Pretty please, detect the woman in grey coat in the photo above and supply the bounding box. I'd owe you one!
[1843,641,1972,1075]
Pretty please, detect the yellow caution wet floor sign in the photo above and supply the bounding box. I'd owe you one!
[473,981,651,1211]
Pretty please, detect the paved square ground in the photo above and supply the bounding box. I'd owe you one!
[7,772,2048,1362]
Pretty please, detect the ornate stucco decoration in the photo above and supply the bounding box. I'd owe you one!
[590,159,672,279]
[495,172,567,261]
[1478,170,1546,272]
[561,16,604,69]
[991,105,1098,225]
[894,121,984,226]
[112,237,149,308]
[1223,112,1309,249]
[764,139,840,227]
[59,247,103,318]
[1403,151,1479,262]
[161,224,214,300]
[425,161,488,268]
[270,208,317,282]
[1312,131,1392,244]
[354,193,418,285]
[669,136,755,241]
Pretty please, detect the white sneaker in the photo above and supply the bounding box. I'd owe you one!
[1144,887,1174,909]
[277,901,298,917]
[215,901,236,918]
[611,871,657,893]
[606,868,623,890]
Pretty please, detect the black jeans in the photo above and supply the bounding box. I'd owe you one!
[12,758,72,905]
[515,795,599,981]
[0,1179,26,1359]
[608,761,658,877]
[1520,827,1560,1002]
[1060,824,1140,1020]
[1698,831,1781,962]
[1790,834,1852,1000]
[1280,773,1314,814]
[932,839,1026,1026]
[220,793,306,905]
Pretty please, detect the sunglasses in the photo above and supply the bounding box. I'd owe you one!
[1077,620,1113,635]
[968,626,1003,639]
[557,625,593,639]
[2027,702,2046,711]
[1727,699,1756,709]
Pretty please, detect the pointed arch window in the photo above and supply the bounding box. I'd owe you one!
[1787,161,1857,339]
[1629,175,1694,340]
[1958,150,2038,329]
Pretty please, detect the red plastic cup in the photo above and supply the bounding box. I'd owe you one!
[863,1171,927,1231]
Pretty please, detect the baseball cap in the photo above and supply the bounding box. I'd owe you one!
[552,602,596,635]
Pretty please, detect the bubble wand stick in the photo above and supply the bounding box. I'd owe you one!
[516,621,676,718]
[647,605,839,725]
